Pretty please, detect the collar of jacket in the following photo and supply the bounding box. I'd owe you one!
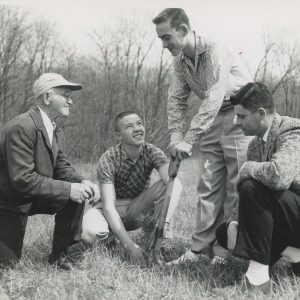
[262,113,281,161]
[28,106,62,154]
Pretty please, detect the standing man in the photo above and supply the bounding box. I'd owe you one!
[82,111,182,265]
[216,82,300,294]
[153,8,253,264]
[0,73,100,270]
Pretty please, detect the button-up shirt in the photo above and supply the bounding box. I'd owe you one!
[168,32,253,145]
[38,106,55,146]
[97,142,168,199]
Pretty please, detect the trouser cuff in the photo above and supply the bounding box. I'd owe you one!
[233,245,269,265]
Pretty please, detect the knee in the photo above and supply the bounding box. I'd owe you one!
[239,179,260,198]
[81,208,109,244]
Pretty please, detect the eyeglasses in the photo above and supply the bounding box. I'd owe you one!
[49,91,72,101]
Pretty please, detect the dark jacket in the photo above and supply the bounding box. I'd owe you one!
[0,106,84,211]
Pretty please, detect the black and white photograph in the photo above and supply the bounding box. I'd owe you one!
[0,0,300,298]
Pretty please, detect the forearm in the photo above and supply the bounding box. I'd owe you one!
[54,151,84,182]
[11,171,71,201]
[168,68,190,142]
[103,206,135,249]
[241,161,294,190]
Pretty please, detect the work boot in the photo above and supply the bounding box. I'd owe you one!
[49,250,73,271]
[166,249,208,266]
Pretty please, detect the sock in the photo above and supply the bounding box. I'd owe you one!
[245,260,269,286]
[227,221,238,250]
[282,246,300,263]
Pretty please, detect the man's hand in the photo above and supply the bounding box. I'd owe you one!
[125,243,146,265]
[70,183,93,203]
[169,140,192,160]
[81,180,100,202]
[238,162,251,183]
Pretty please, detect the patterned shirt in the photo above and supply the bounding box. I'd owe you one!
[97,142,168,199]
[168,32,253,145]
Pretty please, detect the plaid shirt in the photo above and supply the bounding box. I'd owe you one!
[168,32,253,145]
[97,142,168,199]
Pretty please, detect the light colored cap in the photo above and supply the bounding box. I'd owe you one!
[33,73,82,99]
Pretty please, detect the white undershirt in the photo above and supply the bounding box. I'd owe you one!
[38,106,55,145]
[262,125,271,143]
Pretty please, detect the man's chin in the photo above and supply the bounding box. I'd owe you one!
[168,49,180,56]
[133,139,144,146]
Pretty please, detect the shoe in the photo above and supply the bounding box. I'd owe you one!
[166,250,205,266]
[49,251,73,271]
[240,276,272,295]
[210,255,227,265]
[292,262,300,276]
[164,222,173,239]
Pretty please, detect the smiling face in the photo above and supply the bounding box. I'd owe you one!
[48,87,73,118]
[117,114,145,146]
[155,20,186,56]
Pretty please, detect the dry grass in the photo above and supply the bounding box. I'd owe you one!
[1,156,300,299]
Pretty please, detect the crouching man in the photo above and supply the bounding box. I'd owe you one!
[0,73,100,270]
[82,111,182,265]
[216,82,300,294]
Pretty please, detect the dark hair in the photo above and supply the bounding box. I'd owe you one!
[152,8,190,29]
[114,111,137,132]
[230,82,275,113]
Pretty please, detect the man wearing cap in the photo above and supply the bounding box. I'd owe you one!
[0,73,100,270]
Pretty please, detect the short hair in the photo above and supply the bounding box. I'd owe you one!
[114,111,137,132]
[152,8,190,29]
[230,82,275,113]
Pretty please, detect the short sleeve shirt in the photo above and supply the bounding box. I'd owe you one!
[97,142,168,199]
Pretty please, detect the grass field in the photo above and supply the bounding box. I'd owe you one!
[1,156,300,299]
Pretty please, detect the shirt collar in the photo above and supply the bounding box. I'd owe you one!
[262,125,271,143]
[180,31,206,62]
[119,143,145,161]
[38,106,56,130]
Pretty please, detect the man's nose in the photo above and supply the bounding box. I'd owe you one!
[162,41,168,48]
[67,98,73,105]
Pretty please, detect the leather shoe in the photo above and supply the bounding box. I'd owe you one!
[49,251,73,271]
[292,262,300,276]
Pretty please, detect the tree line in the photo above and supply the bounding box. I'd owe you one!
[1,6,300,163]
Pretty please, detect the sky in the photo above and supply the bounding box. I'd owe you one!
[1,0,300,75]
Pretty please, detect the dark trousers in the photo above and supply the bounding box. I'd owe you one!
[0,198,84,266]
[233,179,300,266]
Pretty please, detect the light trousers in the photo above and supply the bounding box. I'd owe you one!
[191,108,253,254]
[82,178,182,244]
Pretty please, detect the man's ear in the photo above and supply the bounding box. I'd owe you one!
[43,92,51,106]
[115,131,122,142]
[180,24,189,36]
[257,108,267,119]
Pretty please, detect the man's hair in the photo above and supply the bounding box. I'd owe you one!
[230,82,275,113]
[152,8,190,29]
[114,111,137,132]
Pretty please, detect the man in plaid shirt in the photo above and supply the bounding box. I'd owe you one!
[82,111,182,265]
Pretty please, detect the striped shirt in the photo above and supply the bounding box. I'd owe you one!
[168,32,253,145]
[97,142,168,199]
